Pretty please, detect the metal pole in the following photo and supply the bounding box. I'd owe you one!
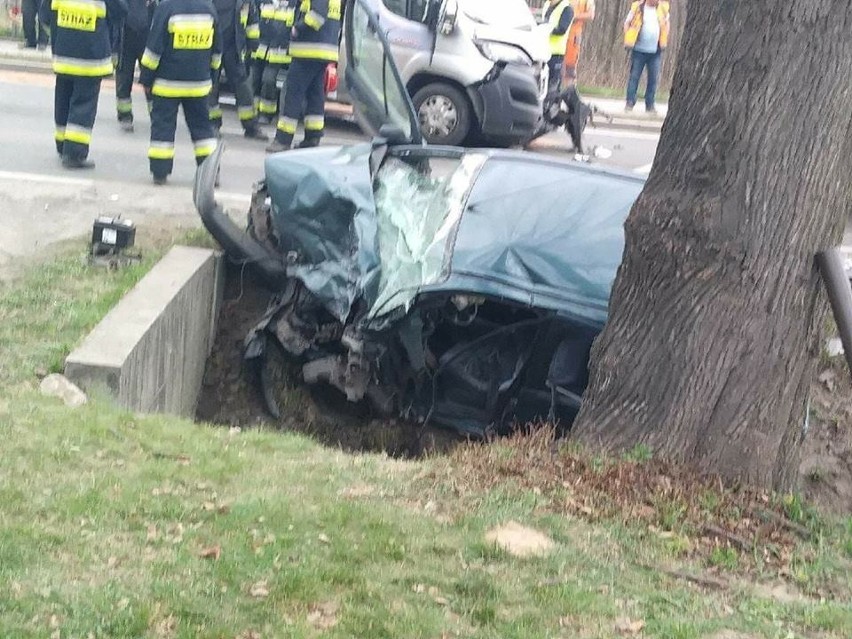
[816,248,852,378]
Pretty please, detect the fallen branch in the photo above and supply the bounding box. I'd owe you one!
[749,508,812,540]
[702,524,751,551]
[638,563,729,590]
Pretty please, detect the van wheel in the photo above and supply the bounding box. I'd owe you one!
[412,83,472,146]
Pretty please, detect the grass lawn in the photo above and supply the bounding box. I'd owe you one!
[579,85,671,104]
[1,237,850,638]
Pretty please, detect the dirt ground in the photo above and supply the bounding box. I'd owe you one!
[198,265,852,515]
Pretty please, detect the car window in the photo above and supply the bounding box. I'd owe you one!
[381,0,407,17]
[345,0,420,142]
[382,0,429,22]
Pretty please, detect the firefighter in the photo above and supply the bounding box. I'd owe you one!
[208,0,266,139]
[115,0,156,131]
[266,0,340,153]
[139,0,222,184]
[251,0,295,123]
[543,0,574,93]
[40,0,128,169]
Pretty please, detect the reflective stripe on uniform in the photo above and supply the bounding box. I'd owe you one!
[211,53,222,69]
[245,24,260,39]
[287,42,338,61]
[51,0,106,17]
[167,13,214,30]
[253,43,268,59]
[148,141,176,159]
[267,47,291,64]
[304,115,324,131]
[151,79,212,98]
[64,124,92,144]
[116,98,133,114]
[209,107,223,120]
[258,99,277,114]
[304,9,325,29]
[55,127,66,141]
[52,55,113,76]
[276,116,297,134]
[238,105,256,120]
[193,138,218,157]
[140,48,160,69]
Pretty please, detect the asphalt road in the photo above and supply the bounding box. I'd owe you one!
[0,69,661,275]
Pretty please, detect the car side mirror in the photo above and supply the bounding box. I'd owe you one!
[377,124,409,145]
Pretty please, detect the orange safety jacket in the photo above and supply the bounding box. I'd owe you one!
[623,1,670,51]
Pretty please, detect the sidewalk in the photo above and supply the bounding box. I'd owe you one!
[0,38,666,131]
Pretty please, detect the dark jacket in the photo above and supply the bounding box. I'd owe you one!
[254,0,295,63]
[289,0,340,62]
[213,0,259,53]
[140,0,222,97]
[41,0,128,76]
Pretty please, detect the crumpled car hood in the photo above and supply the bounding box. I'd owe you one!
[265,144,379,322]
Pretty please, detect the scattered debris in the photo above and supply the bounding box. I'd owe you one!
[593,146,613,160]
[825,337,844,358]
[614,617,645,636]
[199,545,221,560]
[485,521,555,558]
[39,374,87,408]
[249,581,269,598]
[307,602,339,630]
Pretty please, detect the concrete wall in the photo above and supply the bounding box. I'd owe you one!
[65,246,224,417]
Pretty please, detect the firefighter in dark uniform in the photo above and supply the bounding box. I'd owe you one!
[251,0,295,122]
[140,0,222,184]
[40,0,128,169]
[266,0,340,152]
[208,0,266,138]
[115,0,156,131]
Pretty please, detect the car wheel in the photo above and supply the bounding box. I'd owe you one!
[412,83,472,147]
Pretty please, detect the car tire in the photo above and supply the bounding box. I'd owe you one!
[412,83,472,147]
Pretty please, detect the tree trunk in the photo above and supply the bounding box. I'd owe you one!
[579,0,687,91]
[571,0,852,491]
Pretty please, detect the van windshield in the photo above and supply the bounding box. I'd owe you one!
[461,0,536,29]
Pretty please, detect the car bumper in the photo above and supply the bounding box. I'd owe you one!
[468,62,545,145]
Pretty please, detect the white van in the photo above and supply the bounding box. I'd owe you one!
[335,0,550,146]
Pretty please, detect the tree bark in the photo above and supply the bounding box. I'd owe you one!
[571,0,852,491]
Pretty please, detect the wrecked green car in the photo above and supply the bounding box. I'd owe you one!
[195,0,643,436]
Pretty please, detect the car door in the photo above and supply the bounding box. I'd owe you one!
[342,0,423,144]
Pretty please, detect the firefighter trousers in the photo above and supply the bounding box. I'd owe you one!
[209,36,258,131]
[116,27,150,122]
[274,58,325,147]
[54,75,101,161]
[251,59,283,118]
[149,95,217,178]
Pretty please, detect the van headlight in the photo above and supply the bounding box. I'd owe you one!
[474,40,532,66]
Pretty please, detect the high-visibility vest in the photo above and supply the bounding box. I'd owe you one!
[624,1,670,51]
[546,0,573,56]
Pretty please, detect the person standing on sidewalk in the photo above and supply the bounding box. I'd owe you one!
[266,0,341,153]
[139,0,221,184]
[40,0,128,169]
[623,0,669,114]
[21,0,49,49]
[208,0,267,139]
[562,0,594,86]
[115,0,156,131]
[542,0,574,92]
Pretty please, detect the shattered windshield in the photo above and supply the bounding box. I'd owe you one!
[368,153,485,320]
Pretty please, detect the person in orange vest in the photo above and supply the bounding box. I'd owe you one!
[623,0,669,114]
[562,0,595,86]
